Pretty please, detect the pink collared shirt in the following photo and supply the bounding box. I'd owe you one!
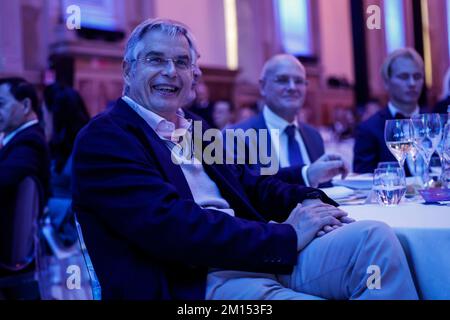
[122,95,192,143]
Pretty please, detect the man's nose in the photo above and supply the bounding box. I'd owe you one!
[287,78,297,90]
[162,59,177,76]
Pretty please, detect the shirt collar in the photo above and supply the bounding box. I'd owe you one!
[2,119,39,146]
[263,105,298,133]
[388,102,420,118]
[122,96,192,142]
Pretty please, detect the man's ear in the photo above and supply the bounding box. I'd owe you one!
[383,78,390,91]
[259,79,266,98]
[123,60,131,84]
[21,98,32,115]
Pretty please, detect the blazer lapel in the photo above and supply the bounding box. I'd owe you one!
[298,124,318,162]
[256,113,271,151]
[111,99,194,200]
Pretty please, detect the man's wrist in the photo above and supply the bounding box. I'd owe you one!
[304,165,318,188]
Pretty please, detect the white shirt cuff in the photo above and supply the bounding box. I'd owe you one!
[301,165,311,187]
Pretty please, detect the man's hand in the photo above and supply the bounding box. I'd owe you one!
[284,203,350,251]
[307,153,349,188]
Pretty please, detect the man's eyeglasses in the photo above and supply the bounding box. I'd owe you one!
[132,55,193,70]
[272,75,308,86]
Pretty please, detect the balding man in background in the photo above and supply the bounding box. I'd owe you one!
[230,54,347,187]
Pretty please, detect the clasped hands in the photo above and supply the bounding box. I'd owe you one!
[284,199,355,252]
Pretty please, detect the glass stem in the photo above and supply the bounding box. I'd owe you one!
[424,160,431,189]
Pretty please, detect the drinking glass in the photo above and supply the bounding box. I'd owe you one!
[384,119,414,170]
[377,161,400,170]
[373,167,406,206]
[411,114,442,188]
[436,114,449,182]
[441,123,450,188]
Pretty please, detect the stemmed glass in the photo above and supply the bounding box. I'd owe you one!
[384,119,414,172]
[441,121,450,188]
[435,114,449,181]
[411,114,443,188]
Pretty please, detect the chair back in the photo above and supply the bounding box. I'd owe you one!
[74,213,102,300]
[0,177,40,271]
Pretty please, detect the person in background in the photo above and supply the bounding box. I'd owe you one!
[211,100,233,129]
[230,54,348,188]
[189,80,214,126]
[353,48,425,175]
[360,98,383,123]
[235,104,258,124]
[0,77,50,299]
[43,84,90,198]
[433,67,450,114]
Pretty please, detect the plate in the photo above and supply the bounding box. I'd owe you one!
[320,186,355,200]
[418,188,450,202]
[332,173,373,190]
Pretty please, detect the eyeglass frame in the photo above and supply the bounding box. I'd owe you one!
[269,75,309,87]
[129,54,195,71]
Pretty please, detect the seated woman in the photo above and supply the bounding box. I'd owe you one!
[43,84,90,199]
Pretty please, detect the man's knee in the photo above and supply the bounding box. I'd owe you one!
[349,220,403,254]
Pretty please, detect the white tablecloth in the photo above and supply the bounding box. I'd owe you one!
[343,202,450,300]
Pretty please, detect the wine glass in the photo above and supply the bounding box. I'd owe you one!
[373,167,406,206]
[384,119,414,170]
[436,114,449,181]
[411,114,443,188]
[441,122,450,188]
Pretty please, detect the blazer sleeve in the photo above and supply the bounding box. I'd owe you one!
[229,163,338,223]
[72,119,298,274]
[0,137,46,188]
[353,123,379,173]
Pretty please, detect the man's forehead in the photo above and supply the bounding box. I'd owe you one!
[390,57,423,74]
[267,58,305,75]
[0,83,13,98]
[272,64,305,77]
[136,29,191,56]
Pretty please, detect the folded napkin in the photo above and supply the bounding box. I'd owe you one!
[320,186,355,200]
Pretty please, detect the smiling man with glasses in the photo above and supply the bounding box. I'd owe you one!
[72,19,418,301]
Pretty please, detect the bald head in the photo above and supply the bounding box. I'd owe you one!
[260,54,305,82]
[259,54,307,123]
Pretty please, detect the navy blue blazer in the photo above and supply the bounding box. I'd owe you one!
[353,107,412,176]
[72,98,336,300]
[228,112,326,185]
[0,123,50,276]
[0,123,50,211]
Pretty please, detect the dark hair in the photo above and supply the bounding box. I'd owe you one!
[44,84,90,173]
[0,77,40,119]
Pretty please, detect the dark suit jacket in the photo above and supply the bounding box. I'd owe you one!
[353,107,412,176]
[0,123,50,211]
[228,112,326,186]
[433,96,450,114]
[0,123,50,275]
[72,98,336,300]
